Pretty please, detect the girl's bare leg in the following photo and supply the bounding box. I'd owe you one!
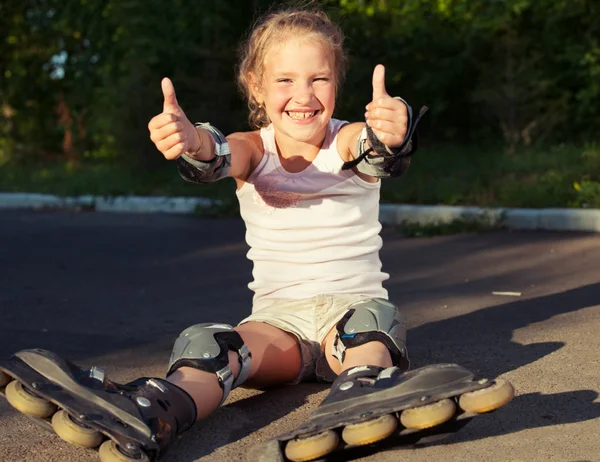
[167,321,302,420]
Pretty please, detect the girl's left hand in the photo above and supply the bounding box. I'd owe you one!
[365,64,408,148]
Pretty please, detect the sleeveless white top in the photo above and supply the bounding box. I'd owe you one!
[236,118,389,308]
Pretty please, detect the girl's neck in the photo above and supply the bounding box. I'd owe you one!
[273,128,326,161]
[273,128,327,174]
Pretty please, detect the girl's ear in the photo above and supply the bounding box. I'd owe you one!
[248,72,264,105]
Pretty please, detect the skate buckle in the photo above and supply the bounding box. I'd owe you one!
[135,397,152,408]
[147,379,168,393]
[89,366,106,384]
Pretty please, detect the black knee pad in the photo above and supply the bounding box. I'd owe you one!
[333,298,409,371]
[167,323,252,405]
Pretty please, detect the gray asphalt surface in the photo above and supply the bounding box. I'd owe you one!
[0,210,598,462]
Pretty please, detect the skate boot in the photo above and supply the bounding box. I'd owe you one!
[249,363,514,461]
[0,349,196,462]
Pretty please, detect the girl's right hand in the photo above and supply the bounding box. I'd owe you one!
[148,78,201,160]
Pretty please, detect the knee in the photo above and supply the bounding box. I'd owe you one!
[331,298,409,371]
[168,323,252,405]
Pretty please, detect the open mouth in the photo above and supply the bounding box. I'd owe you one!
[286,110,319,120]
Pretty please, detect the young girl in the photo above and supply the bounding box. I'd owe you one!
[0,6,513,462]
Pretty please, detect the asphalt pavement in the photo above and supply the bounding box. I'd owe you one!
[0,210,598,462]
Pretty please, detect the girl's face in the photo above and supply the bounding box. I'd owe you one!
[252,38,336,148]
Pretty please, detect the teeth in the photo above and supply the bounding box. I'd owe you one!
[288,111,316,120]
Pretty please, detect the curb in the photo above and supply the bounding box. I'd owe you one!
[2,192,600,232]
[379,204,600,232]
[0,193,213,214]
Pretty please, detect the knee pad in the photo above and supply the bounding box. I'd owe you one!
[332,298,409,371]
[167,323,252,405]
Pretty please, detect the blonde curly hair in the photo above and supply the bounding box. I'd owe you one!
[237,7,347,129]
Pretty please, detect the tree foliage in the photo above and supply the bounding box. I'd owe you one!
[1,0,598,166]
[330,0,599,148]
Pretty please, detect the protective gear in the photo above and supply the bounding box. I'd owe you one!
[176,122,231,183]
[331,298,409,371]
[167,323,252,405]
[342,98,428,178]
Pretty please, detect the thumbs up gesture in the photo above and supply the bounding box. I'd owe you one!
[148,78,200,160]
[365,65,408,148]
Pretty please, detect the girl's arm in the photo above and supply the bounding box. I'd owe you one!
[148,78,259,183]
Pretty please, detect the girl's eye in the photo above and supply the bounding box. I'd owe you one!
[314,77,330,82]
[277,79,292,83]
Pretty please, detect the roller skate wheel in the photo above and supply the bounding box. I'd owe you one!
[459,378,515,413]
[52,410,104,448]
[0,371,10,388]
[5,380,57,418]
[400,398,456,430]
[99,440,150,462]
[342,414,398,446]
[284,430,339,462]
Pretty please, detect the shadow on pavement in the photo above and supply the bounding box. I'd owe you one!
[166,282,600,460]
[1,213,598,459]
[168,383,329,461]
[407,282,600,377]
[444,389,600,445]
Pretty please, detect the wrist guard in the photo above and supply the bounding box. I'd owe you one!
[176,122,232,184]
[342,98,428,178]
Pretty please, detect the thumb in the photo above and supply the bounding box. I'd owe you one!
[161,77,180,113]
[372,64,389,101]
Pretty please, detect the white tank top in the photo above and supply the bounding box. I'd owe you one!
[236,118,389,308]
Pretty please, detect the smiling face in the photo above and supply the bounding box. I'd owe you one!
[251,38,336,149]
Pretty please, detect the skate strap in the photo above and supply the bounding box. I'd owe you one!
[337,365,402,387]
[338,365,384,381]
[377,366,401,380]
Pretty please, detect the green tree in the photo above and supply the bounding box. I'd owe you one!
[1,0,598,166]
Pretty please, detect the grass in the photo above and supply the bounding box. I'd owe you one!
[1,143,600,212]
[0,160,236,200]
[380,142,600,209]
[396,213,505,237]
